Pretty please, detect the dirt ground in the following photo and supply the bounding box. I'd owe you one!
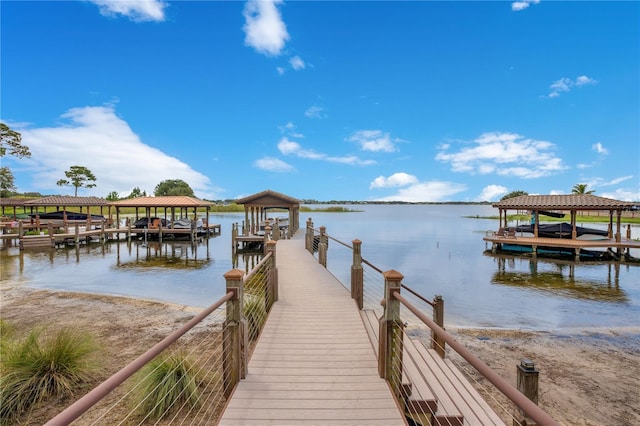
[1,285,639,425]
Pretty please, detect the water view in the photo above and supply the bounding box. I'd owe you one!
[2,204,639,330]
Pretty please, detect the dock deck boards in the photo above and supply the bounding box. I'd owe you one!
[218,233,406,425]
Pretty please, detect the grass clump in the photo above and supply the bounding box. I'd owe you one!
[0,326,99,423]
[132,352,202,421]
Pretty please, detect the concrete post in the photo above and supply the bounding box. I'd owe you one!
[223,269,247,398]
[432,295,445,358]
[378,270,404,400]
[514,359,539,426]
[351,239,363,309]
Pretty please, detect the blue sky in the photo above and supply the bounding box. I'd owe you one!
[2,0,638,202]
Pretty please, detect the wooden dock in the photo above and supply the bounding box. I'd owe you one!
[218,233,406,425]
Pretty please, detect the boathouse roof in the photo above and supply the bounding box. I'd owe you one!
[24,196,109,207]
[0,197,37,207]
[492,194,638,211]
[235,189,300,207]
[109,196,213,208]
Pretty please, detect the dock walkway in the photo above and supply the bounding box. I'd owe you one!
[218,233,405,425]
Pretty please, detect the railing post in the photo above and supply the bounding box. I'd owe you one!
[318,226,327,267]
[273,218,280,241]
[432,295,445,358]
[265,240,278,311]
[223,269,247,398]
[263,226,271,255]
[351,239,363,309]
[305,218,313,252]
[378,270,404,400]
[514,359,539,426]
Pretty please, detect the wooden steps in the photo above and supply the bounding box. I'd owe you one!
[20,235,53,249]
[360,309,506,425]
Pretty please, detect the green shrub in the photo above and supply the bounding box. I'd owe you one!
[0,327,98,423]
[132,352,202,421]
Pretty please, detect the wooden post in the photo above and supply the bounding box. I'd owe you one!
[514,359,539,426]
[318,226,327,267]
[273,218,280,241]
[378,270,404,400]
[305,218,313,252]
[48,223,55,247]
[223,269,247,398]
[432,295,445,358]
[263,226,271,255]
[265,240,278,311]
[351,239,363,309]
[74,223,80,246]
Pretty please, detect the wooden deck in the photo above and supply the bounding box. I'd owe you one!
[218,233,406,425]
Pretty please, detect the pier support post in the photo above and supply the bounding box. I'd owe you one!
[318,226,328,267]
[265,240,278,311]
[378,270,404,400]
[432,295,445,358]
[514,359,539,426]
[305,218,313,252]
[223,269,247,398]
[351,239,363,309]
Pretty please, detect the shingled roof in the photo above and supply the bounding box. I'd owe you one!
[493,194,638,210]
[24,196,109,207]
[109,196,213,208]
[235,189,300,207]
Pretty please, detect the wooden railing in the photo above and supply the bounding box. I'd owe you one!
[46,242,278,425]
[304,217,559,426]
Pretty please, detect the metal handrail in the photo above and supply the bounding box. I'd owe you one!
[400,283,435,307]
[45,291,235,426]
[393,290,559,426]
[326,234,352,249]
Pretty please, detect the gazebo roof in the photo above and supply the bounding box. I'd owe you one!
[109,196,213,208]
[235,190,300,207]
[0,197,38,207]
[492,194,638,211]
[24,196,109,207]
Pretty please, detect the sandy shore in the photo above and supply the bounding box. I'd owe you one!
[1,285,639,425]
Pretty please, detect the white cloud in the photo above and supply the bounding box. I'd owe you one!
[592,142,608,155]
[276,137,375,166]
[305,106,326,119]
[253,156,295,172]
[546,75,597,98]
[243,0,289,56]
[347,130,398,153]
[600,187,640,202]
[277,67,286,76]
[476,185,508,202]
[511,0,539,11]
[89,0,167,22]
[289,56,305,70]
[435,132,567,179]
[369,172,419,189]
[17,105,219,199]
[373,181,467,203]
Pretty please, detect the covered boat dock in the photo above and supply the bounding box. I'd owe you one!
[484,194,640,261]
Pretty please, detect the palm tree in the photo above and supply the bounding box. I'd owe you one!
[571,183,595,194]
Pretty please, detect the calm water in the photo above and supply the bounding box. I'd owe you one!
[2,205,639,330]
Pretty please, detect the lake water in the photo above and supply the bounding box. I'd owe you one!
[2,204,639,331]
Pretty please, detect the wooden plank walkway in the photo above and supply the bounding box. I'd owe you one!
[218,233,406,425]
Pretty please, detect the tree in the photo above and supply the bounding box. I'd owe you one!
[154,179,194,197]
[0,123,31,159]
[57,166,97,196]
[105,191,120,201]
[127,187,146,199]
[571,183,595,195]
[1,166,16,197]
[500,190,528,201]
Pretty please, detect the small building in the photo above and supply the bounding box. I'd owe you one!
[109,196,214,227]
[235,190,301,237]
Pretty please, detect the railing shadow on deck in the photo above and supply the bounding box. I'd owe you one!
[304,217,559,426]
[45,242,278,425]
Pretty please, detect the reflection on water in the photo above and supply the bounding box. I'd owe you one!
[2,206,639,330]
[115,241,212,269]
[487,253,628,303]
